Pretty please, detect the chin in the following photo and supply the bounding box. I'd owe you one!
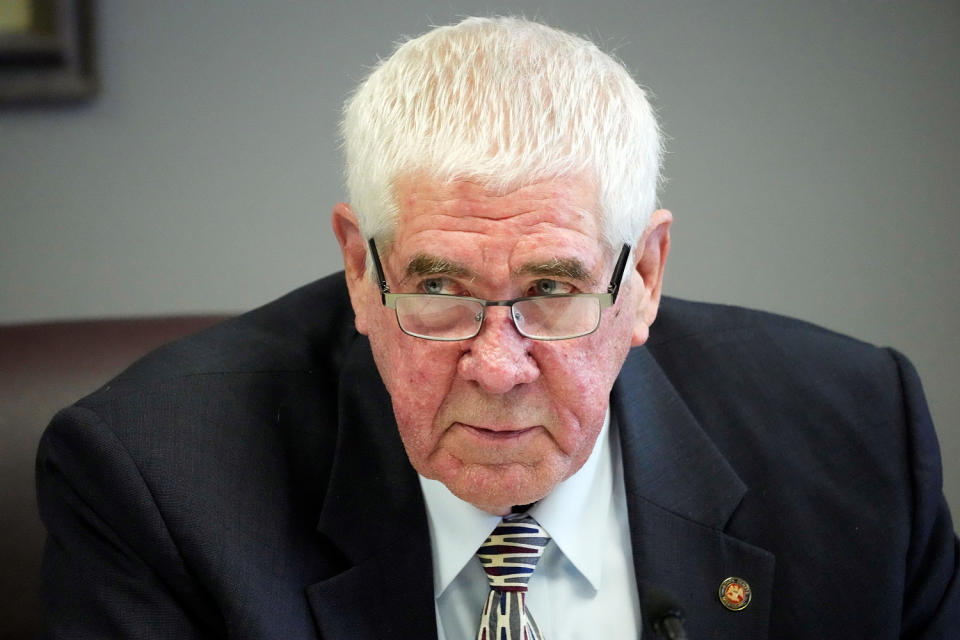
[442,461,564,514]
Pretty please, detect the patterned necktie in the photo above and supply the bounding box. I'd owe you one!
[476,514,551,640]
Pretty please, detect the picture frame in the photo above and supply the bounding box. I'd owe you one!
[0,0,97,104]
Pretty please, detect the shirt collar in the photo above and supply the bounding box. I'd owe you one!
[418,409,613,596]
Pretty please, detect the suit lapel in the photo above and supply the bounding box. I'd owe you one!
[615,347,774,640]
[307,335,436,639]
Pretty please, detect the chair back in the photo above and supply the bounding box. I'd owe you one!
[0,315,228,639]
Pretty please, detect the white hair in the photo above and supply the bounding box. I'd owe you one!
[341,16,661,252]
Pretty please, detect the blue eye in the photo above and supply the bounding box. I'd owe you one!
[535,279,559,295]
[422,278,445,294]
[529,279,575,296]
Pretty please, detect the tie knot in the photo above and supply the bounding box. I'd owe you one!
[477,514,550,592]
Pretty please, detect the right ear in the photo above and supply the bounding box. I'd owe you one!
[331,202,372,335]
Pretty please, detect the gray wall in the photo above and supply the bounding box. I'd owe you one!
[2,1,957,526]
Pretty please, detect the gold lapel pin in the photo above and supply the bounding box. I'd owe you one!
[719,576,751,611]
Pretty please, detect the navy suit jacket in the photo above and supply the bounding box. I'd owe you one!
[36,273,959,638]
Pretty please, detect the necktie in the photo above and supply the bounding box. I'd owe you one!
[476,514,551,640]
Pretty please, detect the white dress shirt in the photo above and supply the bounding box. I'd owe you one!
[418,410,641,639]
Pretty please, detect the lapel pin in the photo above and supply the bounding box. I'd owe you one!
[719,576,751,611]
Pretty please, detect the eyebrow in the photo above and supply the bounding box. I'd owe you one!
[404,253,596,286]
[514,258,595,285]
[405,254,474,279]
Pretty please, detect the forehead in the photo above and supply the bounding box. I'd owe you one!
[389,174,606,266]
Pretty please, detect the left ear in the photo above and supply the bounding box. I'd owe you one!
[629,208,673,346]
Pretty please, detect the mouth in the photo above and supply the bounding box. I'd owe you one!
[459,423,539,441]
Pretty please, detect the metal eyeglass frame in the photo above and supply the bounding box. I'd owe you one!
[367,239,632,341]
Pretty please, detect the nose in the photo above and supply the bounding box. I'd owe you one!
[457,306,540,394]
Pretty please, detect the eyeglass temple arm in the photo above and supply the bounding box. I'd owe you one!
[367,238,390,299]
[608,244,632,302]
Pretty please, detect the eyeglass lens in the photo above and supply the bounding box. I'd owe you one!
[394,295,601,340]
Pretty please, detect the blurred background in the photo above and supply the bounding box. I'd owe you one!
[2,0,957,523]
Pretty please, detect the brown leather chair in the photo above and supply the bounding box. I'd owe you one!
[0,315,228,639]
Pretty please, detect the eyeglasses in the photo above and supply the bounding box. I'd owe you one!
[368,239,631,341]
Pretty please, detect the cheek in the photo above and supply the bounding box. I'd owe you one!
[536,315,633,443]
[564,311,633,391]
[367,320,460,450]
[548,347,608,399]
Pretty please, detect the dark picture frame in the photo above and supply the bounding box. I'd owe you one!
[0,0,97,104]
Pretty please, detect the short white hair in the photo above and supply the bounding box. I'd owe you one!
[341,16,662,252]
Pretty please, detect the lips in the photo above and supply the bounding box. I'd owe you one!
[459,423,539,441]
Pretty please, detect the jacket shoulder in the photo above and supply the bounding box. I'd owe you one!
[36,274,364,636]
[81,273,358,401]
[645,296,901,424]
[650,296,871,349]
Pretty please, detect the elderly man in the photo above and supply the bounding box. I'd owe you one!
[37,16,957,639]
